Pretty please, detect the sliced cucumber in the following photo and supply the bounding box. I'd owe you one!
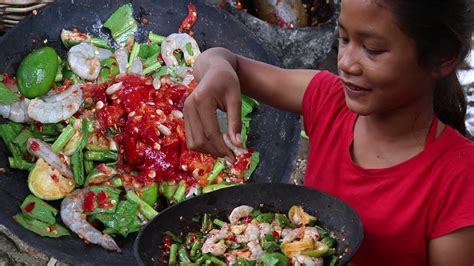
[28,158,75,200]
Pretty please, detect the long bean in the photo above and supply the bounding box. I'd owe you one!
[172,181,186,203]
[168,244,178,265]
[148,32,166,44]
[177,246,191,263]
[51,125,75,153]
[71,150,85,186]
[84,151,117,162]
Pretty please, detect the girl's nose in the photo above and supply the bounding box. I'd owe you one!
[337,46,363,76]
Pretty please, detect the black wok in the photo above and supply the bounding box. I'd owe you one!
[0,0,300,264]
[134,183,364,265]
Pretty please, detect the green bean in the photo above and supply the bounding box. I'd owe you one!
[190,240,202,257]
[207,158,225,183]
[148,32,166,44]
[71,150,85,186]
[142,61,162,75]
[168,244,178,265]
[177,246,191,263]
[84,151,118,162]
[84,160,94,175]
[172,181,186,203]
[201,213,211,231]
[213,218,226,228]
[90,37,111,49]
[8,157,34,171]
[209,256,227,266]
[125,190,158,220]
[51,125,75,153]
[127,43,141,73]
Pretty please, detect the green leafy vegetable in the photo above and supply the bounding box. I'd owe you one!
[92,200,141,237]
[0,83,20,105]
[103,4,138,46]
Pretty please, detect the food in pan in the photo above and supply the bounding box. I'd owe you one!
[164,205,338,265]
[0,3,259,251]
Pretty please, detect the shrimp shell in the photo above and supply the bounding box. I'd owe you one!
[161,33,201,66]
[0,98,31,123]
[68,42,113,80]
[60,189,121,252]
[27,138,73,179]
[229,205,254,224]
[27,84,83,124]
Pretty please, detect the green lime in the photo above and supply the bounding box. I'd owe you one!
[17,47,59,99]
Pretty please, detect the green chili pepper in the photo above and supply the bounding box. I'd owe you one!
[20,194,58,224]
[13,214,69,238]
[168,243,178,265]
[138,183,158,207]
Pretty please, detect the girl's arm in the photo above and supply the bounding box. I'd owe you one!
[429,226,474,265]
[184,47,316,160]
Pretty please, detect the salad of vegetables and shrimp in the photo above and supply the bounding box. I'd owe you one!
[0,4,259,251]
[164,205,338,265]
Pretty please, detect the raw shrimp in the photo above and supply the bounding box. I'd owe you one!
[229,205,254,224]
[175,66,194,86]
[236,223,259,243]
[161,33,201,66]
[303,226,320,241]
[223,133,248,157]
[201,225,229,256]
[0,98,31,123]
[113,48,128,74]
[60,189,121,252]
[247,240,264,259]
[292,255,324,266]
[281,227,304,243]
[68,42,113,80]
[27,138,73,179]
[27,84,83,124]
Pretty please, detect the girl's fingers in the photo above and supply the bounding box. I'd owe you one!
[226,91,243,147]
[196,99,235,160]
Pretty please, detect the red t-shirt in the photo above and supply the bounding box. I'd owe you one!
[302,71,474,265]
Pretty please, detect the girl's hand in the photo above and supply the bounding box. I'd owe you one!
[184,47,317,161]
[184,49,241,162]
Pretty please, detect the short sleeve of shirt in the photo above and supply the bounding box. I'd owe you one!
[302,71,343,136]
[429,147,474,239]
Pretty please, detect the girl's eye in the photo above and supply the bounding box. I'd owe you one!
[364,47,385,56]
[338,37,349,45]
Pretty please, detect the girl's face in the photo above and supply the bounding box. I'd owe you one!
[337,0,436,116]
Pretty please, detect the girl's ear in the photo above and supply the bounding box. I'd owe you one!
[431,53,459,79]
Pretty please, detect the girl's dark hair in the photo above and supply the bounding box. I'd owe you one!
[377,0,473,135]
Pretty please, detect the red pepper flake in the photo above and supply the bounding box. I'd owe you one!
[30,141,40,152]
[179,3,198,33]
[242,215,252,223]
[272,230,280,238]
[226,235,237,242]
[2,73,16,84]
[142,18,149,25]
[50,174,59,183]
[97,191,109,208]
[83,191,96,212]
[23,202,35,213]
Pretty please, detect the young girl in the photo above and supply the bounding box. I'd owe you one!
[183,0,474,265]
